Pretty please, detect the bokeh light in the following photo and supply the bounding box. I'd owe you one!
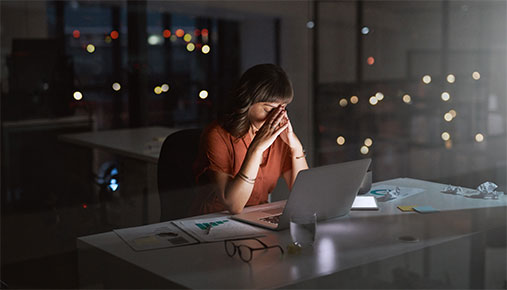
[202,45,211,54]
[444,113,453,122]
[441,132,450,141]
[361,26,370,35]
[422,75,431,84]
[161,84,169,92]
[364,138,373,147]
[176,29,184,37]
[475,133,484,142]
[472,71,481,80]
[369,96,378,105]
[201,29,209,37]
[73,91,83,100]
[110,30,119,40]
[336,136,345,146]
[163,29,171,38]
[73,30,80,38]
[446,74,455,83]
[367,56,375,65]
[154,86,162,95]
[112,82,121,91]
[375,92,384,101]
[199,90,209,99]
[350,96,359,104]
[449,109,457,118]
[360,146,369,155]
[441,92,450,101]
[186,43,195,52]
[183,33,192,42]
[339,98,348,107]
[402,94,411,103]
[86,44,95,53]
[148,35,162,45]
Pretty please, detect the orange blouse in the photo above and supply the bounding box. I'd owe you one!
[189,121,292,215]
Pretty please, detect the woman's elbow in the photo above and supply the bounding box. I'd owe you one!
[227,204,244,215]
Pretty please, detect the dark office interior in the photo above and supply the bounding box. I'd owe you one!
[1,0,506,289]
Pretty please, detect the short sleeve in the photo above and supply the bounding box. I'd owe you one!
[205,127,233,175]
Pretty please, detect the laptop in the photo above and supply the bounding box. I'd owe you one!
[232,158,371,230]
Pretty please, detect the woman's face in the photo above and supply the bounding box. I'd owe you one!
[247,101,288,125]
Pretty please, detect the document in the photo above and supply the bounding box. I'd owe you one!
[114,222,199,251]
[173,217,265,243]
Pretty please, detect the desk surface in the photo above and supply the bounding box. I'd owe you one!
[77,178,507,288]
[59,126,182,163]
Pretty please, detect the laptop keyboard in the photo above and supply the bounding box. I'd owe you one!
[260,214,281,225]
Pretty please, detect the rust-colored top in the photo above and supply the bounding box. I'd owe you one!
[189,121,292,215]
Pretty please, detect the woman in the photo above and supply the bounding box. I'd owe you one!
[190,64,309,215]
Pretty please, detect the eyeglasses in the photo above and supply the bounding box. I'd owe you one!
[224,238,284,262]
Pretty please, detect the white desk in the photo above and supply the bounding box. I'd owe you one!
[59,126,181,163]
[77,178,507,289]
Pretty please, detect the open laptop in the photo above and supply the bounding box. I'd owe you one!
[232,158,371,230]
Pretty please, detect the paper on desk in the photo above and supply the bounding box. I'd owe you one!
[173,217,265,243]
[367,185,425,202]
[114,222,199,251]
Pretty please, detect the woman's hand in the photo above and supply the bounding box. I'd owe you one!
[280,112,304,154]
[249,106,288,154]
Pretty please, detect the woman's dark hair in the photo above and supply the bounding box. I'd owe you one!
[219,64,294,138]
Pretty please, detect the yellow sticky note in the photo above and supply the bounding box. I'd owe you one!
[398,205,417,212]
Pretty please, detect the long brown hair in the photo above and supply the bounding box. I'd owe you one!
[219,64,294,138]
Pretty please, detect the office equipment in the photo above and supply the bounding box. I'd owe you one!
[232,159,371,230]
[157,128,202,221]
[78,178,507,289]
[351,195,379,210]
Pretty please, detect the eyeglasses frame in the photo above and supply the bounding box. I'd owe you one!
[224,237,284,262]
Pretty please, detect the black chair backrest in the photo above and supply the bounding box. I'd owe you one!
[157,128,202,221]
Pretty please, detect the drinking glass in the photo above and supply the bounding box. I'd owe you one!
[290,212,317,247]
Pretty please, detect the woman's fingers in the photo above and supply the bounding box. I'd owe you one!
[274,122,289,136]
[269,107,286,129]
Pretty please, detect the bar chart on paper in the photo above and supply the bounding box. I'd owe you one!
[174,217,265,242]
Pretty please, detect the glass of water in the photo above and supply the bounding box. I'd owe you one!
[290,212,317,247]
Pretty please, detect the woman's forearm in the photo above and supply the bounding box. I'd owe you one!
[289,147,309,190]
[223,148,263,214]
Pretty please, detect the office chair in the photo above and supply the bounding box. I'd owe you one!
[157,128,202,221]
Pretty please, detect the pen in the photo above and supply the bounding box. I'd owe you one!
[206,225,212,235]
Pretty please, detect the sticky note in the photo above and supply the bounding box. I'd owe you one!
[398,205,417,212]
[413,206,439,214]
